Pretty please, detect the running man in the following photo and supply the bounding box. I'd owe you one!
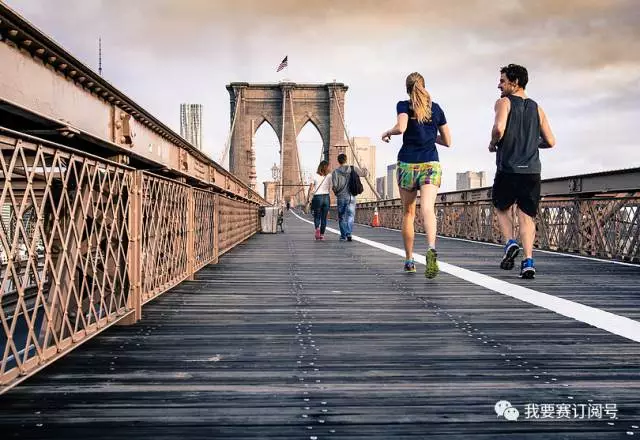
[489,64,556,279]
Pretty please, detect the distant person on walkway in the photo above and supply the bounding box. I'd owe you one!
[286,201,290,211]
[277,208,285,233]
[488,63,555,279]
[382,72,451,277]
[308,160,332,240]
[331,153,368,242]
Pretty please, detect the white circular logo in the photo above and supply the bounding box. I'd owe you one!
[503,407,520,421]
[494,400,512,417]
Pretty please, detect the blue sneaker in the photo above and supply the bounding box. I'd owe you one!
[500,239,520,270]
[404,259,416,273]
[520,258,536,279]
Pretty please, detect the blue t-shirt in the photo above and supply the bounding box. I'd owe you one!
[396,100,447,163]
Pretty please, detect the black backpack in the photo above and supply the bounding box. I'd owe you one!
[348,166,364,196]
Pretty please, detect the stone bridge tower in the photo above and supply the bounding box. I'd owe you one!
[226,82,348,205]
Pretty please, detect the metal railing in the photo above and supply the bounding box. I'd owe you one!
[0,129,261,393]
[354,170,640,263]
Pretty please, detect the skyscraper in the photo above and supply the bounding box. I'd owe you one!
[350,137,377,202]
[387,163,400,199]
[179,103,203,150]
[376,176,387,199]
[456,171,487,190]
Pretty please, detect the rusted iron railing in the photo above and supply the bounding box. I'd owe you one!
[217,196,260,256]
[0,129,261,392]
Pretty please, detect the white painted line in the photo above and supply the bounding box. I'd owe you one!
[291,210,640,343]
[435,235,640,268]
[298,212,638,268]
[369,224,639,268]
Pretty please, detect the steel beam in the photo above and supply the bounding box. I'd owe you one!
[0,3,265,205]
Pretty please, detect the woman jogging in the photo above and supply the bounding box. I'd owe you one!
[381,72,451,277]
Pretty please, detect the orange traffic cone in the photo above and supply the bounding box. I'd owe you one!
[372,207,380,227]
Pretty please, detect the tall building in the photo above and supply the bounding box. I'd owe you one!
[387,163,400,199]
[376,176,387,199]
[350,137,377,202]
[179,103,203,150]
[456,171,487,191]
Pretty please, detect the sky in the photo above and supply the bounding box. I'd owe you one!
[4,0,639,194]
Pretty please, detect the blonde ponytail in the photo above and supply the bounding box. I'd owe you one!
[406,72,432,123]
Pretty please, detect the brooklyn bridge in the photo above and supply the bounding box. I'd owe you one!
[1,3,639,439]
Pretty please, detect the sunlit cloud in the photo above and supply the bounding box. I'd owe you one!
[4,0,639,192]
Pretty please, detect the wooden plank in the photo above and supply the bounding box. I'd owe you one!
[0,213,638,438]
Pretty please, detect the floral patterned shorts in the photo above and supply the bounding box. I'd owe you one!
[396,161,442,191]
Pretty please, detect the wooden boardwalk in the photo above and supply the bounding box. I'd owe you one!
[1,211,639,439]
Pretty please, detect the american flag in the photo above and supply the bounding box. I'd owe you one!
[276,56,288,72]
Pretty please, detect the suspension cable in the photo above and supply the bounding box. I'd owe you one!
[331,88,381,200]
[220,90,240,169]
[307,128,328,207]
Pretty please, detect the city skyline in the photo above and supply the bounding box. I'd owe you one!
[5,0,639,193]
[456,171,487,191]
[179,103,203,150]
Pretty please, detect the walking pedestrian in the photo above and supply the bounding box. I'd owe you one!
[308,160,332,240]
[331,153,368,242]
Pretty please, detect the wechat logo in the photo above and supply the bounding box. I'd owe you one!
[495,400,520,421]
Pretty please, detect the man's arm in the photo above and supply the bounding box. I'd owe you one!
[489,98,509,152]
[330,170,340,194]
[538,105,556,148]
[354,165,369,177]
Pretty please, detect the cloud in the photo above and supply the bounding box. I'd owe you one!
[8,0,639,68]
[4,0,639,194]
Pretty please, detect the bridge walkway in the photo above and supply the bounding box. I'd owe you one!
[1,211,639,439]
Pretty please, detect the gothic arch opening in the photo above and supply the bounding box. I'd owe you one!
[253,119,281,201]
[226,82,348,204]
[297,120,325,187]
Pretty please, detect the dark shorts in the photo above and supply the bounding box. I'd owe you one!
[492,172,541,217]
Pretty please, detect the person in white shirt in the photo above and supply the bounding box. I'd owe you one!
[307,160,332,240]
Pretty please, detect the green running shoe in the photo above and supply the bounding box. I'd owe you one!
[425,248,439,279]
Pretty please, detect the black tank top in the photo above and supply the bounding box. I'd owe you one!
[496,95,541,174]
